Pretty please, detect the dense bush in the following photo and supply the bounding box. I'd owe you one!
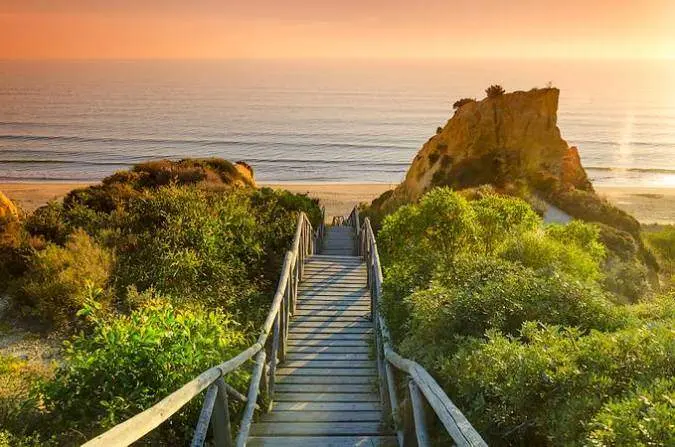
[15,230,113,329]
[113,187,262,313]
[0,159,322,444]
[444,322,674,445]
[40,298,250,444]
[587,378,675,446]
[402,256,620,350]
[377,187,672,445]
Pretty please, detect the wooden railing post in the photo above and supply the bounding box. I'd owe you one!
[409,380,430,447]
[213,377,233,447]
[235,351,266,447]
[269,313,280,399]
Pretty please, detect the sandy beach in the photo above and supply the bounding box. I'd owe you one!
[1,182,674,224]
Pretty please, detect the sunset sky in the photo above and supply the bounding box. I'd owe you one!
[2,0,674,59]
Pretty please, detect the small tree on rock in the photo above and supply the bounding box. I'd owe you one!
[485,84,505,98]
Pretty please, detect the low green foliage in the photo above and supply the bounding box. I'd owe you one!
[0,354,51,445]
[644,225,675,288]
[444,321,674,446]
[378,187,673,445]
[0,158,322,443]
[587,378,675,447]
[41,298,250,444]
[114,187,262,313]
[15,229,113,329]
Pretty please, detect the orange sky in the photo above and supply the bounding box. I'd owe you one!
[2,0,674,59]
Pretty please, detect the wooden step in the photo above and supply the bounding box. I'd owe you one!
[285,352,371,361]
[276,375,376,385]
[274,393,378,402]
[247,436,397,447]
[271,402,380,411]
[274,383,375,393]
[276,367,376,376]
[259,410,381,423]
[250,421,383,436]
[287,338,370,347]
[286,345,371,354]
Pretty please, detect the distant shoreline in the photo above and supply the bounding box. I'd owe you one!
[1,182,674,225]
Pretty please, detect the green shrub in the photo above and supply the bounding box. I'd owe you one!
[587,378,675,446]
[113,187,262,314]
[501,229,604,282]
[0,354,51,443]
[644,225,675,273]
[16,229,113,328]
[41,299,250,444]
[597,223,638,260]
[472,194,541,254]
[444,321,675,445]
[603,257,651,303]
[378,188,477,267]
[24,202,70,245]
[398,256,621,364]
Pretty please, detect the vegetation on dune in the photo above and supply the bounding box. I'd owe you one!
[452,97,476,110]
[377,187,674,446]
[0,158,321,444]
[41,298,250,445]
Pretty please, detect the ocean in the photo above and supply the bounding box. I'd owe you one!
[1,59,674,186]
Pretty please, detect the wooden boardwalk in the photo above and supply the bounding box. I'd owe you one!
[249,226,395,446]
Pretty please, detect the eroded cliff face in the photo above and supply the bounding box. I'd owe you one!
[234,161,256,188]
[385,88,591,205]
[0,191,18,220]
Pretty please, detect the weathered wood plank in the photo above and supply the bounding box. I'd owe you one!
[274,384,375,393]
[282,359,374,369]
[291,321,372,329]
[259,410,381,423]
[286,352,371,361]
[295,306,370,313]
[287,332,372,341]
[272,401,380,411]
[294,309,370,317]
[250,422,383,436]
[276,367,376,376]
[275,392,378,402]
[289,327,373,334]
[292,316,370,324]
[247,435,397,446]
[286,345,371,354]
[276,375,376,385]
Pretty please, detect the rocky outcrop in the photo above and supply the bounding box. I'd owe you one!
[379,88,592,207]
[234,161,256,187]
[0,191,18,220]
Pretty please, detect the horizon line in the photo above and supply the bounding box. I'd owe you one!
[1,56,674,62]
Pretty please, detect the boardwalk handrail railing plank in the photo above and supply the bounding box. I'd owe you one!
[346,206,488,447]
[83,210,325,447]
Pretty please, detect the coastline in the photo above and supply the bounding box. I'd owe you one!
[1,182,674,225]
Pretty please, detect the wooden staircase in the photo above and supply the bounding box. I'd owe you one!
[249,226,395,446]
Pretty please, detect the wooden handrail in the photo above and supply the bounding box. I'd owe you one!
[346,208,487,447]
[83,209,325,447]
